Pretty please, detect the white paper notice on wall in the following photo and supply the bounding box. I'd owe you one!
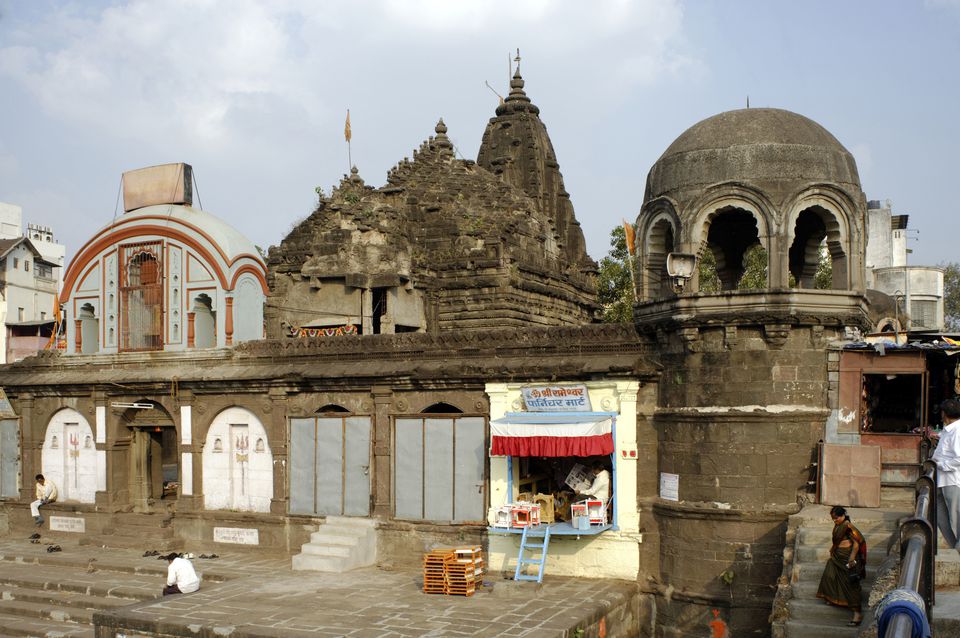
[50,516,86,533]
[213,527,259,545]
[659,472,679,502]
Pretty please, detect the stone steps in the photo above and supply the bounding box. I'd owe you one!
[79,512,182,552]
[292,516,377,573]
[0,549,158,638]
[781,506,904,638]
[0,611,94,638]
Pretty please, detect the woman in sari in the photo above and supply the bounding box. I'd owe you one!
[816,505,866,626]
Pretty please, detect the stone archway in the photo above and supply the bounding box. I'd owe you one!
[121,401,177,512]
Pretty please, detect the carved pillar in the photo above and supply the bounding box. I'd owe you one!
[74,319,82,353]
[225,297,234,346]
[187,312,195,348]
[371,386,393,517]
[267,387,288,515]
[17,393,36,502]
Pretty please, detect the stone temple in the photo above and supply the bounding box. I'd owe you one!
[0,68,940,638]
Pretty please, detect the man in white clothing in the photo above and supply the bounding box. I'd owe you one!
[578,463,611,503]
[31,474,58,526]
[163,552,201,595]
[933,398,960,549]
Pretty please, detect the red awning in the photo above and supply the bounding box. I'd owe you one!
[490,415,614,457]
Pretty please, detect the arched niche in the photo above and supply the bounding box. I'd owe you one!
[202,406,272,512]
[41,408,97,503]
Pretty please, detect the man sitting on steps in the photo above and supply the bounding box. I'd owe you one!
[31,474,57,527]
[162,552,201,596]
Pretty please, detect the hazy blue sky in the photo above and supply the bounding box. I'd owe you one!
[1,0,958,266]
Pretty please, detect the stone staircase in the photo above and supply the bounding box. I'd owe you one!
[292,516,377,572]
[0,546,161,637]
[779,506,906,638]
[79,511,183,552]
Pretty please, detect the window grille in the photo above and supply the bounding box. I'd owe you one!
[120,241,163,351]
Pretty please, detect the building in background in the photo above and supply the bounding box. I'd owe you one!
[864,198,944,331]
[0,202,63,363]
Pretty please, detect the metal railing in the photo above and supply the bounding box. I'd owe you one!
[884,457,937,637]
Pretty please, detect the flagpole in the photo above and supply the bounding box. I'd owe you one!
[344,109,353,171]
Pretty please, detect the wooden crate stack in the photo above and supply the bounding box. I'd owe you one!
[422,546,484,597]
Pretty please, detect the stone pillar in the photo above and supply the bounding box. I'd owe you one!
[371,386,393,517]
[177,391,201,511]
[225,297,234,346]
[361,289,373,335]
[187,312,195,348]
[74,320,82,353]
[267,387,288,515]
[17,393,36,502]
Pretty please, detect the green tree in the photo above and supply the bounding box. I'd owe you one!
[941,262,960,331]
[697,244,768,292]
[596,226,635,323]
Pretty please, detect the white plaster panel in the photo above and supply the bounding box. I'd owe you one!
[96,450,106,492]
[95,405,106,444]
[41,409,97,503]
[77,264,101,292]
[187,254,214,282]
[168,245,183,345]
[105,253,118,348]
[180,405,192,444]
[181,452,193,495]
[202,407,272,512]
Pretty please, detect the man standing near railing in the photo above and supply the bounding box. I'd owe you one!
[932,398,960,549]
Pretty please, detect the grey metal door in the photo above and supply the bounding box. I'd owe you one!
[393,416,486,523]
[289,416,371,516]
[0,419,20,498]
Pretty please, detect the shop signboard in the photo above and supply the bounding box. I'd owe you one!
[522,385,591,412]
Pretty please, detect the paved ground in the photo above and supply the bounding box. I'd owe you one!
[0,534,637,638]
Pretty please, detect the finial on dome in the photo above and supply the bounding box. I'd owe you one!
[435,118,448,136]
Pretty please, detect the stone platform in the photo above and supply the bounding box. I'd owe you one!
[0,535,640,638]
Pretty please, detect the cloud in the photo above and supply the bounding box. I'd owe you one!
[0,1,691,151]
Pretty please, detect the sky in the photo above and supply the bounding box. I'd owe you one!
[1,0,959,267]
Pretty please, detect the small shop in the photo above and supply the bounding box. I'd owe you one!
[826,335,959,506]
[484,380,643,581]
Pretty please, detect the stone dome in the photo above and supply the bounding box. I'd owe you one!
[644,108,861,205]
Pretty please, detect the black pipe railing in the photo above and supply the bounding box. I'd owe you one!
[884,458,937,637]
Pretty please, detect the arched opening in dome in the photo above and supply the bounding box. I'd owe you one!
[191,294,216,348]
[644,218,675,299]
[789,206,846,290]
[697,207,767,292]
[78,303,99,354]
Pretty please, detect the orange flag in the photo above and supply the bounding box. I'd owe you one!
[622,219,636,256]
[344,109,352,143]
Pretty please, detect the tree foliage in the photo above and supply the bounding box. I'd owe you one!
[697,244,768,292]
[941,262,960,331]
[596,226,635,323]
